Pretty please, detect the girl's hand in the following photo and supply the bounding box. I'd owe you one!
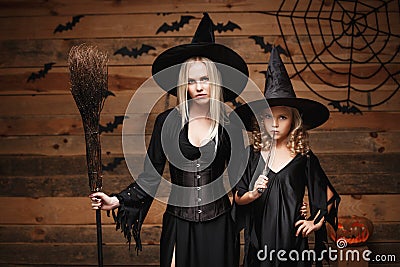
[89,192,120,210]
[294,216,324,237]
[250,174,269,199]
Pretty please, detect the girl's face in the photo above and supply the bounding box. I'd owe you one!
[187,61,210,104]
[262,106,293,142]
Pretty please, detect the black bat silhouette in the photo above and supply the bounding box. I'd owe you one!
[27,62,55,82]
[212,21,241,33]
[102,90,115,99]
[328,101,363,114]
[249,36,289,56]
[53,15,84,33]
[156,15,195,34]
[114,45,156,58]
[99,115,127,134]
[102,157,125,172]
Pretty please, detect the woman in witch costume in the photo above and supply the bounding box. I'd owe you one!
[232,48,340,267]
[89,13,248,267]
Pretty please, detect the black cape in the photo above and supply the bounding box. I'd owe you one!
[235,147,340,267]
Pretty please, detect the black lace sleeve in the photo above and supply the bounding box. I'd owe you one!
[306,151,340,229]
[306,151,341,266]
[108,110,171,252]
[109,183,152,253]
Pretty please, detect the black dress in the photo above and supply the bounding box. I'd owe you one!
[111,108,243,267]
[235,147,340,267]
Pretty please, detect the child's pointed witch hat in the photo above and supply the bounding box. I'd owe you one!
[233,47,329,130]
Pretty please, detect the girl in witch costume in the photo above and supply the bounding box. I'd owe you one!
[232,48,340,267]
[89,13,249,267]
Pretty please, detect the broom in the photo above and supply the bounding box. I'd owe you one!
[68,43,108,267]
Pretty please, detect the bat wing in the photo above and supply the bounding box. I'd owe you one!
[53,24,65,33]
[178,15,195,27]
[328,101,341,110]
[156,15,194,34]
[264,43,272,53]
[137,44,156,56]
[249,36,264,45]
[328,101,359,114]
[250,36,265,48]
[224,21,242,32]
[53,15,83,34]
[27,73,38,82]
[156,23,172,34]
[99,124,108,133]
[349,105,362,115]
[103,90,115,98]
[276,45,289,57]
[102,157,125,171]
[71,15,84,26]
[99,116,125,133]
[66,22,75,31]
[249,36,272,53]
[43,62,55,74]
[213,21,242,33]
[27,63,54,82]
[112,116,125,127]
[114,46,131,56]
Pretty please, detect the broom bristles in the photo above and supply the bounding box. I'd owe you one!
[68,43,108,118]
[68,43,108,192]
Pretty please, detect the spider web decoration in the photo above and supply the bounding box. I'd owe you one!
[272,0,400,114]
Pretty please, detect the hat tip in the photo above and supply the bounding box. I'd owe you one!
[192,12,215,44]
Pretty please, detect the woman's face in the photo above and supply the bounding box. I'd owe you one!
[262,106,293,142]
[187,61,210,104]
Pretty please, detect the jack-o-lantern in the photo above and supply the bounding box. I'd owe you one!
[327,216,374,246]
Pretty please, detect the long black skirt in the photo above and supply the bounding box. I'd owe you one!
[160,211,239,267]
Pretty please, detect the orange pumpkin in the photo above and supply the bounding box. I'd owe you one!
[327,215,374,246]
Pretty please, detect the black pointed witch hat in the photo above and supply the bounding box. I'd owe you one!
[233,47,329,130]
[151,13,248,102]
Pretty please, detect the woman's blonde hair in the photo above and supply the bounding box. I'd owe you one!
[252,107,309,155]
[176,57,226,141]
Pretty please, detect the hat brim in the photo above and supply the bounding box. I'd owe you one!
[152,43,249,102]
[232,97,329,131]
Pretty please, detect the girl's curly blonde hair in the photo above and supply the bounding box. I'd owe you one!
[252,107,309,155]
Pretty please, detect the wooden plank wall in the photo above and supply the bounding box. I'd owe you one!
[0,0,399,266]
